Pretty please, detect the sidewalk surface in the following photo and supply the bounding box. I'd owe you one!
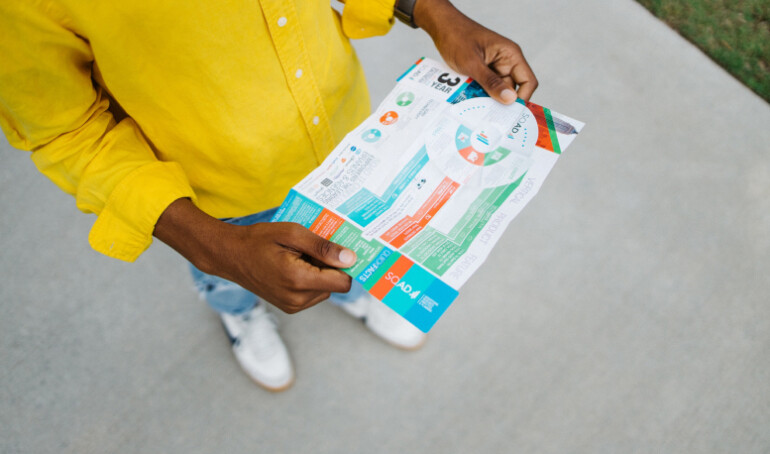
[2,1,768,452]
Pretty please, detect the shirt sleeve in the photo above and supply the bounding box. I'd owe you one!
[341,0,398,39]
[0,2,196,262]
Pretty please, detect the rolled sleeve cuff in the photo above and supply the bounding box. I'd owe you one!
[342,0,397,39]
[88,161,197,262]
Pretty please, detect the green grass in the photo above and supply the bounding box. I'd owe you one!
[636,0,770,102]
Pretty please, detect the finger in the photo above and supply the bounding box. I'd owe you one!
[281,223,357,269]
[296,291,333,311]
[272,290,332,314]
[469,58,517,105]
[286,256,353,294]
[311,268,353,294]
[500,74,514,90]
[308,292,332,307]
[306,255,338,270]
[509,59,538,102]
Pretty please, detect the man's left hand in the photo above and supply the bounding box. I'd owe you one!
[413,0,538,103]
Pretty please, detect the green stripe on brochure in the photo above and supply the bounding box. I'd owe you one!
[361,251,401,291]
[544,108,562,154]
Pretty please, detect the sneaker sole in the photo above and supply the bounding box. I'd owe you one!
[364,320,428,351]
[247,373,296,392]
[342,311,428,351]
[221,320,296,392]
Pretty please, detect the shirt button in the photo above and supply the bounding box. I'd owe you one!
[295,68,303,78]
[312,116,320,125]
[277,17,287,27]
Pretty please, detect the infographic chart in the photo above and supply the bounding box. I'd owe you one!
[272,58,584,332]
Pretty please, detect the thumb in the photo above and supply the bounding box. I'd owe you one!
[286,224,357,269]
[470,61,517,105]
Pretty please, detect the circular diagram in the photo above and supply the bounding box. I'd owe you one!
[426,97,538,187]
[396,91,415,106]
[362,128,382,143]
[379,111,398,125]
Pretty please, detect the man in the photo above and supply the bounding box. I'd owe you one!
[0,0,537,391]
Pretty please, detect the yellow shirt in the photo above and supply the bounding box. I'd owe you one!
[0,0,395,262]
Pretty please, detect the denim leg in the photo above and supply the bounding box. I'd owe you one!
[328,280,366,306]
[189,263,259,315]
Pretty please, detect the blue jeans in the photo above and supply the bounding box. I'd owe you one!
[189,208,364,315]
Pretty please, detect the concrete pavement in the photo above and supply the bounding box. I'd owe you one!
[2,0,769,452]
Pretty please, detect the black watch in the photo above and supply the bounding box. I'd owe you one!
[394,0,419,28]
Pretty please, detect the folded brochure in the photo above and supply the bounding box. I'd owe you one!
[272,57,584,332]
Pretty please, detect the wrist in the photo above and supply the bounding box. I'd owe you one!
[413,0,464,38]
[153,197,229,274]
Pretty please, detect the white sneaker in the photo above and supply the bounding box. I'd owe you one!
[340,293,427,350]
[220,304,295,391]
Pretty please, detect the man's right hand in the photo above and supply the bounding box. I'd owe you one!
[153,198,356,313]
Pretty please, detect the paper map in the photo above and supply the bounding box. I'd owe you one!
[272,58,584,332]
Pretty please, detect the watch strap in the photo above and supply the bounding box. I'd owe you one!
[394,0,419,28]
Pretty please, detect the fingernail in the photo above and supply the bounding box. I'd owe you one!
[501,89,517,104]
[339,248,357,267]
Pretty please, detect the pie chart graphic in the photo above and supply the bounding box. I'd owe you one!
[396,91,415,107]
[379,111,399,125]
[455,125,512,166]
[362,128,382,143]
[426,97,538,187]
